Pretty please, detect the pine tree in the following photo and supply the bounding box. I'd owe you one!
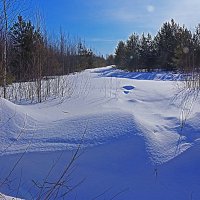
[10,16,43,81]
[126,33,140,71]
[173,26,193,73]
[155,19,180,71]
[139,33,156,71]
[193,24,200,72]
[114,41,127,69]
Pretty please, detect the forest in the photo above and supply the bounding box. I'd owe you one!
[1,7,200,103]
[0,12,106,101]
[111,19,200,75]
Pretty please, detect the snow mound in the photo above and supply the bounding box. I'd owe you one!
[1,66,200,199]
[92,66,183,81]
[0,66,200,164]
[0,97,142,155]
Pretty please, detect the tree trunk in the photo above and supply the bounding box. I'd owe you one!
[3,0,8,99]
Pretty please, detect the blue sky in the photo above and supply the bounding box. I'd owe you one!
[31,0,200,55]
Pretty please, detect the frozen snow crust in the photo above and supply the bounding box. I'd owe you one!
[1,66,200,199]
[0,66,200,163]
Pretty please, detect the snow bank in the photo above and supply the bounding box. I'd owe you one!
[92,66,183,81]
[1,66,200,199]
[1,66,200,163]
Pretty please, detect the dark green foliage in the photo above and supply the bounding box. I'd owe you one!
[114,19,200,73]
[192,24,200,73]
[10,16,43,81]
[173,26,193,73]
[139,33,156,71]
[126,33,140,71]
[106,54,115,66]
[115,41,127,69]
[0,15,106,84]
[155,19,180,71]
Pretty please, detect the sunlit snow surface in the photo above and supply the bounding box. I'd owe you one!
[1,66,200,199]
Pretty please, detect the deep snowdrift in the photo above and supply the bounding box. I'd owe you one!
[0,66,200,199]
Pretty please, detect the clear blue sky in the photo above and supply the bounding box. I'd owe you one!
[30,0,200,55]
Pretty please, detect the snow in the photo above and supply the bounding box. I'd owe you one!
[0,66,200,199]
[92,66,184,81]
[0,193,22,200]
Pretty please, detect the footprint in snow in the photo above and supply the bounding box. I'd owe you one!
[123,85,135,94]
[124,91,129,94]
[123,85,135,90]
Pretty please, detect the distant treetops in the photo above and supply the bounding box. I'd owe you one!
[113,19,200,73]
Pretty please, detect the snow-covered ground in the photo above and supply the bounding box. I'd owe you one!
[0,66,200,199]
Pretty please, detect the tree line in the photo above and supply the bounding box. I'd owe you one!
[112,19,200,74]
[0,15,105,83]
[0,1,105,101]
